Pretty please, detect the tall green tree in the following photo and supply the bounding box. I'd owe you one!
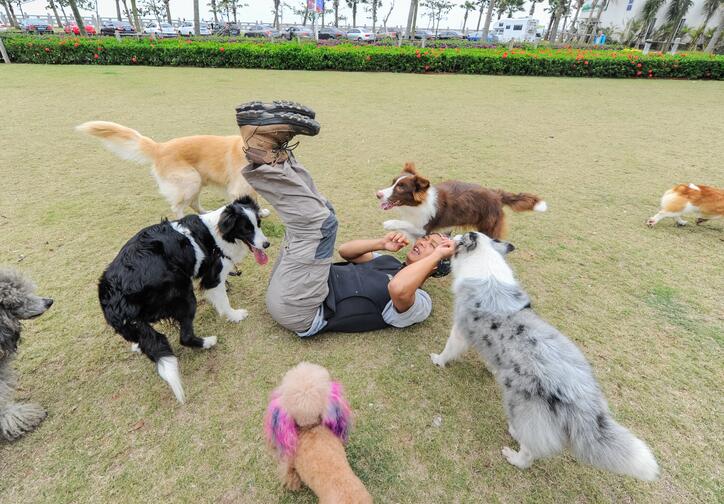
[481,0,494,39]
[272,0,281,27]
[662,0,694,51]
[695,0,722,47]
[460,0,476,32]
[1,0,19,28]
[162,0,172,22]
[405,0,419,37]
[346,0,362,27]
[528,0,543,16]
[130,0,141,31]
[46,0,63,26]
[194,0,200,34]
[705,3,723,52]
[474,0,485,31]
[67,0,87,35]
[637,0,666,46]
[421,0,454,35]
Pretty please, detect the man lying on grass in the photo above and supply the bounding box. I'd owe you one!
[235,101,454,336]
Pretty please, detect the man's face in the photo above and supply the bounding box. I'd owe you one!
[405,233,445,263]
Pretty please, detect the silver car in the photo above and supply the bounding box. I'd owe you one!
[347,28,376,41]
[178,21,211,36]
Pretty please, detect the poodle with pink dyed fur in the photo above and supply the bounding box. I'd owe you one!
[264,362,372,504]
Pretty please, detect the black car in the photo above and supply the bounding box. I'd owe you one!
[318,26,346,40]
[21,18,54,34]
[214,22,241,36]
[100,20,136,36]
[413,29,435,40]
[244,24,280,38]
[437,30,463,40]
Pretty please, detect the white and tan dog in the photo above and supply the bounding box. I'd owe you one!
[647,183,724,227]
[77,121,269,219]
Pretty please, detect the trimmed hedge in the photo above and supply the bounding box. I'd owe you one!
[3,35,723,79]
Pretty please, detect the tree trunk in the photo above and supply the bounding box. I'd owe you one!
[48,0,62,27]
[163,0,171,23]
[115,0,122,20]
[545,13,555,39]
[565,0,581,42]
[705,7,723,53]
[16,1,25,18]
[529,1,536,16]
[129,0,141,32]
[662,15,683,52]
[475,3,484,31]
[193,0,200,35]
[548,1,566,41]
[210,0,218,24]
[334,0,339,27]
[481,0,495,40]
[588,0,606,44]
[558,2,571,42]
[581,0,598,43]
[405,0,415,37]
[67,0,87,35]
[120,0,132,25]
[232,3,238,23]
[372,0,377,32]
[2,1,17,28]
[352,3,357,27]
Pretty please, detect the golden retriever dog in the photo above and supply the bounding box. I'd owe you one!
[264,362,372,504]
[646,183,724,228]
[77,121,268,219]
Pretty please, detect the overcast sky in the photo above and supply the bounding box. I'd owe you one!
[19,0,552,29]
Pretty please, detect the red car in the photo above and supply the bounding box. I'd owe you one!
[64,23,96,35]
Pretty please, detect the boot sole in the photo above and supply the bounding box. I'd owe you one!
[235,100,316,119]
[236,111,320,136]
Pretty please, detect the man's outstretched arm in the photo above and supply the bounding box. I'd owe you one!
[338,232,409,264]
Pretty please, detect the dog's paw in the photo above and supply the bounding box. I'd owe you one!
[226,309,248,323]
[283,470,302,491]
[259,208,271,218]
[202,336,217,349]
[645,218,656,228]
[130,343,141,354]
[675,220,688,227]
[383,220,403,231]
[430,353,446,367]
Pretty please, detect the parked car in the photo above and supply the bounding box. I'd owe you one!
[177,21,211,36]
[466,31,498,42]
[437,30,463,40]
[99,20,136,36]
[375,28,399,39]
[318,26,346,40]
[214,22,241,36]
[144,21,177,38]
[21,18,54,34]
[244,24,280,38]
[346,28,375,41]
[284,25,313,40]
[413,29,435,39]
[64,22,96,35]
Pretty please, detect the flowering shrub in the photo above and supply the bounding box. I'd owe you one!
[3,35,722,80]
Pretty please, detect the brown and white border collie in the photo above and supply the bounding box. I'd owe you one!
[646,183,724,228]
[376,163,547,239]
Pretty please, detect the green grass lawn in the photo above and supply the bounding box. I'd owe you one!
[0,64,722,503]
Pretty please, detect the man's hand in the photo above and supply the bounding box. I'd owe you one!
[433,237,456,260]
[381,232,409,252]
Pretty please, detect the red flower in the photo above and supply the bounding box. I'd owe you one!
[424,64,430,71]
[366,55,371,61]
[502,52,508,58]
[219,47,225,52]
[416,53,421,58]
[73,43,79,48]
[636,70,642,76]
[186,39,192,44]
[94,53,99,59]
[44,47,50,53]
[612,52,617,58]
[637,63,642,68]
[584,60,588,65]
[131,56,137,63]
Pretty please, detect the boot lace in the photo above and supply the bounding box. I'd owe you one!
[272,140,299,159]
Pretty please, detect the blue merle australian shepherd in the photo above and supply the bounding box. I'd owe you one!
[99,197,269,404]
[431,232,659,480]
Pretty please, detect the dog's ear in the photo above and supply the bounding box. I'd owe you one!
[492,239,515,255]
[0,312,20,358]
[218,205,240,241]
[233,195,258,211]
[264,391,299,459]
[414,175,430,192]
[403,162,417,175]
[322,381,352,444]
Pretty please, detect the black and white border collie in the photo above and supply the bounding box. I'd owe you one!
[376,162,547,240]
[98,197,270,403]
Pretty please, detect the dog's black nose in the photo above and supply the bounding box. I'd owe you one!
[262,241,270,249]
[44,298,54,308]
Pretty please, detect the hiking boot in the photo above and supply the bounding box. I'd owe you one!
[235,100,316,119]
[238,110,320,165]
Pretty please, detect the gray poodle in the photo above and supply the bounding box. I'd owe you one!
[0,268,53,441]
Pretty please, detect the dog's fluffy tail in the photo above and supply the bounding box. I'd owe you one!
[157,356,185,404]
[76,121,158,164]
[496,190,547,213]
[570,413,659,481]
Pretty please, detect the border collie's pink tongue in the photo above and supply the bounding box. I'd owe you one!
[253,248,268,265]
[380,201,395,210]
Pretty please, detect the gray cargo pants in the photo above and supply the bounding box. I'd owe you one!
[242,158,337,333]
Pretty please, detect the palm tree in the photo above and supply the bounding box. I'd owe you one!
[333,0,339,26]
[130,0,141,31]
[637,0,666,47]
[347,0,361,27]
[405,0,419,37]
[662,0,694,51]
[528,0,543,16]
[115,0,122,20]
[163,0,171,23]
[705,2,723,51]
[473,0,485,31]
[695,0,722,47]
[47,0,63,27]
[194,0,200,34]
[481,0,495,39]
[562,0,583,41]
[1,0,19,28]
[67,0,87,34]
[460,1,475,32]
[369,0,382,32]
